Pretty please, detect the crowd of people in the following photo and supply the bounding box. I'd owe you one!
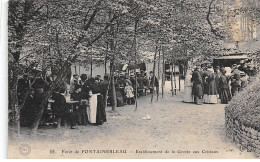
[68,70,159,107]
[17,70,159,129]
[183,63,257,105]
[16,60,258,129]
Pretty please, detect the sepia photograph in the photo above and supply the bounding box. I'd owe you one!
[6,0,260,159]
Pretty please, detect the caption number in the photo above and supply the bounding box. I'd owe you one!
[50,149,56,154]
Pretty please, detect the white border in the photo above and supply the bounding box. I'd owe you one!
[0,0,8,159]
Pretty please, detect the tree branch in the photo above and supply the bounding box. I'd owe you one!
[206,0,224,39]
[84,0,102,31]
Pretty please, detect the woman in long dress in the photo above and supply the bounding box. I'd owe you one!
[183,69,193,103]
[219,68,232,104]
[87,90,107,125]
[204,67,218,104]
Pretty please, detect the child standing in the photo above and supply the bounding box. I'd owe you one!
[124,82,135,105]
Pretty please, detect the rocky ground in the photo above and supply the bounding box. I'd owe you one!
[8,81,256,159]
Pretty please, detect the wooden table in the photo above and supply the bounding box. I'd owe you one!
[47,99,79,110]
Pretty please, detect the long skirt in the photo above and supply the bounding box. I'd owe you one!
[194,96,203,105]
[87,94,106,125]
[219,88,232,104]
[204,94,218,104]
[183,86,193,103]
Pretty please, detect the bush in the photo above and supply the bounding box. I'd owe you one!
[225,73,260,131]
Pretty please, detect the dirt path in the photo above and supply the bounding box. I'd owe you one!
[8,81,256,159]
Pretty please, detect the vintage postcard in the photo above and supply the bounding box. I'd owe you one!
[7,0,260,159]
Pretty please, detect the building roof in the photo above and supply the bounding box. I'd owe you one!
[214,55,249,60]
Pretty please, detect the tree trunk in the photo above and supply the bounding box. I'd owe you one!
[171,62,174,97]
[134,18,138,111]
[151,45,157,103]
[31,62,71,135]
[31,99,48,135]
[157,46,160,101]
[10,62,20,136]
[104,42,109,74]
[178,61,181,91]
[174,62,177,95]
[90,53,93,78]
[111,61,117,111]
[109,11,117,112]
[135,71,138,111]
[162,46,165,98]
[104,75,111,109]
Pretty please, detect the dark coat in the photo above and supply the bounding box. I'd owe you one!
[143,77,150,88]
[91,82,101,94]
[231,69,241,88]
[96,95,107,125]
[18,78,30,94]
[191,71,203,97]
[219,74,232,103]
[205,73,218,95]
[137,76,145,88]
[51,92,66,115]
[219,75,230,89]
[100,80,109,97]
[130,77,138,89]
[201,70,211,94]
[81,80,91,100]
[150,76,159,87]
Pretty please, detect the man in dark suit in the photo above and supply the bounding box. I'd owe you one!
[149,71,159,94]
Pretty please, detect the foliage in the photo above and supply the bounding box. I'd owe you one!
[9,0,257,133]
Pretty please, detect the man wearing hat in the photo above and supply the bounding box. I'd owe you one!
[96,75,102,83]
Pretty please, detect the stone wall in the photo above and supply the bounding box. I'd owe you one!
[225,108,260,156]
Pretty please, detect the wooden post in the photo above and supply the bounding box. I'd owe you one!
[151,45,157,103]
